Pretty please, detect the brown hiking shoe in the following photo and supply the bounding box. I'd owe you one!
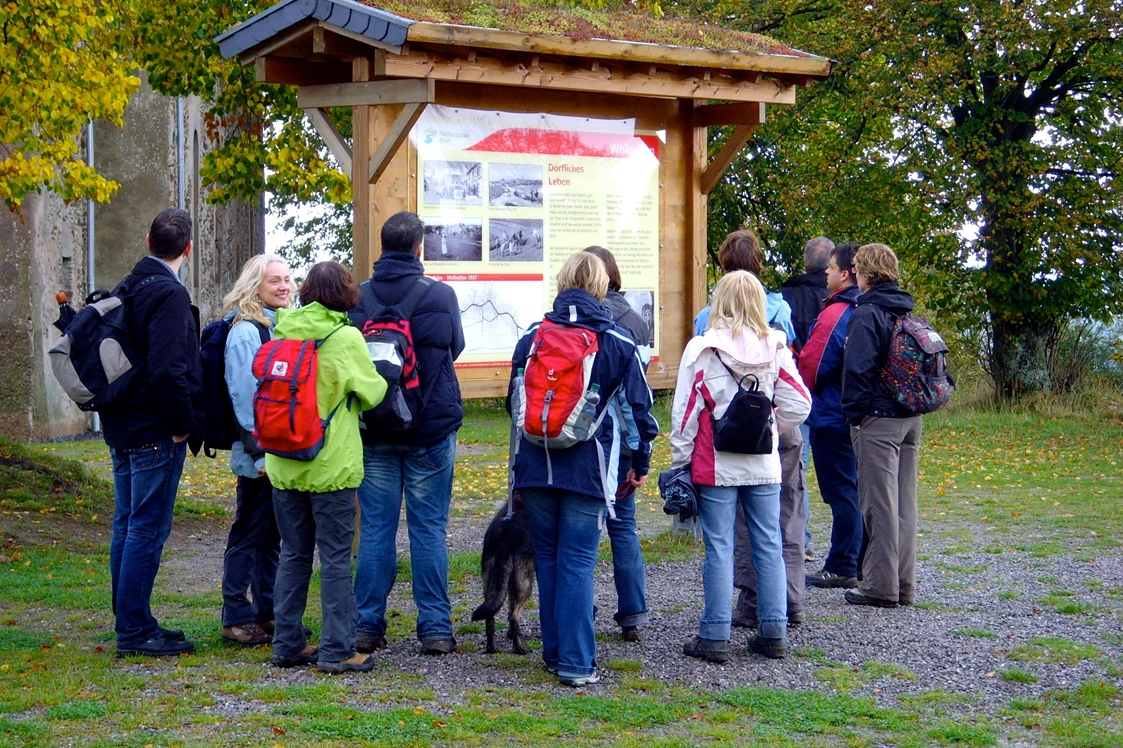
[222,623,272,646]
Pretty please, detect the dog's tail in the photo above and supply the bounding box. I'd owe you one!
[471,555,511,621]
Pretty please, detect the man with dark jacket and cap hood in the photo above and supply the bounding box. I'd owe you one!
[841,243,923,609]
[352,211,466,656]
[781,235,834,562]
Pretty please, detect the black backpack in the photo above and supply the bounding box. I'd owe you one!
[348,276,435,439]
[198,317,270,457]
[711,354,774,455]
[49,277,169,411]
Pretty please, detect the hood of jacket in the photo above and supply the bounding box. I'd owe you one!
[782,272,827,290]
[856,282,914,316]
[826,284,862,307]
[371,251,424,283]
[273,302,351,340]
[683,327,787,370]
[544,288,614,332]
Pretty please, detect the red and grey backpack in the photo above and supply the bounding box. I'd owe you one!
[349,276,435,437]
[251,326,347,461]
[880,315,955,414]
[511,320,610,448]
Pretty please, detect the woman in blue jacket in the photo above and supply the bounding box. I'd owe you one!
[219,255,295,645]
[507,251,659,687]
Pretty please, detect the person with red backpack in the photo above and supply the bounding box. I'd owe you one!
[212,255,295,646]
[260,262,387,673]
[841,243,929,608]
[507,251,659,687]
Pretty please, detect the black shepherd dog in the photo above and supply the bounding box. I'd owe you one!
[472,499,535,654]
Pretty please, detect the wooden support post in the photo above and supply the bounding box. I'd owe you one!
[367,102,427,184]
[306,108,352,177]
[687,100,709,333]
[351,57,375,281]
[370,102,413,260]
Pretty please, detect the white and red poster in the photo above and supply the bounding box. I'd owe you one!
[411,106,661,367]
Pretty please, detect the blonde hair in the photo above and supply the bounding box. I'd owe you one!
[854,243,899,285]
[556,251,609,300]
[221,254,295,327]
[708,270,772,339]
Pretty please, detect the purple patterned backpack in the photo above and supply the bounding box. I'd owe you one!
[879,315,954,414]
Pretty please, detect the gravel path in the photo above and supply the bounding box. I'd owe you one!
[156,501,1123,717]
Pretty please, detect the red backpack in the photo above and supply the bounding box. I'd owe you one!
[511,320,607,448]
[252,326,346,461]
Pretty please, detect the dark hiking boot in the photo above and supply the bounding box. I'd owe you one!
[844,590,898,608]
[355,632,387,653]
[748,635,789,660]
[620,626,642,643]
[420,638,457,655]
[271,645,319,668]
[683,636,731,664]
[117,633,196,658]
[222,623,272,646]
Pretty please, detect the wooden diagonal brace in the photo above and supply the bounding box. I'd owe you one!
[700,103,766,195]
[306,108,351,177]
[368,102,427,184]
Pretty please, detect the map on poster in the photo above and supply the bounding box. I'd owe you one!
[412,106,661,367]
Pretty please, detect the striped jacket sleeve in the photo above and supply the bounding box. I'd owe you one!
[670,347,705,470]
[797,302,848,392]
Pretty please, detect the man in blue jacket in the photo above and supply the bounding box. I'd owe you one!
[797,242,863,589]
[353,212,466,655]
[100,208,202,657]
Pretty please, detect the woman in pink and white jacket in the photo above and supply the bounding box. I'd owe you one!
[671,270,811,663]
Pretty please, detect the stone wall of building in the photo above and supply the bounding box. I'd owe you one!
[0,75,265,441]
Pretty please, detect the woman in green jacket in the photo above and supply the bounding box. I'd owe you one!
[267,261,387,673]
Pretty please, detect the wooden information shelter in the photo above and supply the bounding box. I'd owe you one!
[217,0,830,396]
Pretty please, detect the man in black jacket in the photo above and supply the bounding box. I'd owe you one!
[353,212,466,655]
[100,208,202,657]
[781,236,834,352]
[780,235,833,562]
[841,243,923,608]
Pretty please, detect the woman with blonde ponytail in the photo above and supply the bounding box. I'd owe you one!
[219,255,296,646]
[670,270,811,663]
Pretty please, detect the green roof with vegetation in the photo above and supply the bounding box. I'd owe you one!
[367,0,817,59]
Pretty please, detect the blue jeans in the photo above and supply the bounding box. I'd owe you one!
[811,427,863,577]
[354,434,456,642]
[109,439,187,645]
[697,483,787,641]
[605,486,648,627]
[272,488,357,664]
[522,487,604,679]
[800,423,812,552]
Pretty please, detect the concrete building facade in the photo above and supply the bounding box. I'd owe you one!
[0,75,264,441]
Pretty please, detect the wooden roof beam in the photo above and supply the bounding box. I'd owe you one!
[697,101,766,127]
[296,77,435,108]
[255,56,351,85]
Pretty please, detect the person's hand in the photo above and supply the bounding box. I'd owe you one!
[257,467,266,475]
[172,434,189,443]
[627,469,648,487]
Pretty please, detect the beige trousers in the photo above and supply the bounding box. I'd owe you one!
[850,415,923,603]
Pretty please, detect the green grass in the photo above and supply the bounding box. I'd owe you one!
[1007,637,1101,665]
[999,668,1039,684]
[951,628,998,639]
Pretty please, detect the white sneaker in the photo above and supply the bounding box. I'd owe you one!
[559,669,600,687]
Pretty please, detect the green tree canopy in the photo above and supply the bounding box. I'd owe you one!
[0,0,139,210]
[681,0,1123,397]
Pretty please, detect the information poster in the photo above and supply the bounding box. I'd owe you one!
[412,106,661,368]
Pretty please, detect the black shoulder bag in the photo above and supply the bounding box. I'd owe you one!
[711,353,774,455]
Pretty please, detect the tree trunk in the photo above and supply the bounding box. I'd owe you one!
[989,318,1057,399]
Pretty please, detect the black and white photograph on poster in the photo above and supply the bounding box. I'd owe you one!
[423,221,483,262]
[624,290,655,346]
[488,218,544,262]
[488,163,544,207]
[423,160,482,205]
